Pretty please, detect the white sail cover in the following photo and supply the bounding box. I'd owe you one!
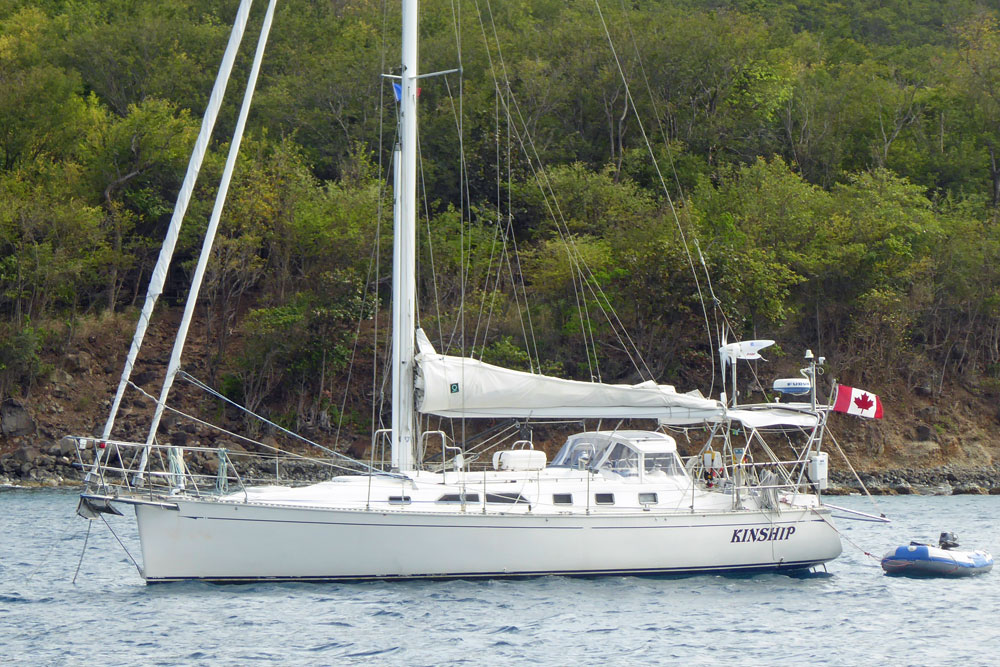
[416,353,724,420]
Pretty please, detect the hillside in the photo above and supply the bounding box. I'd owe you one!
[4,0,1000,489]
[2,305,1000,491]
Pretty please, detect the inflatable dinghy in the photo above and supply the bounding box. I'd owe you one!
[881,532,993,577]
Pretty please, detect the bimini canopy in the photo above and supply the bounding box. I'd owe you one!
[415,346,724,421]
[727,407,820,429]
[659,405,821,429]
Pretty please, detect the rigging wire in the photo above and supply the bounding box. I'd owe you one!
[474,0,650,382]
[71,520,91,585]
[100,514,143,576]
[810,507,882,564]
[826,426,887,518]
[369,0,392,454]
[505,188,543,371]
[477,0,654,379]
[495,77,542,371]
[468,81,511,362]
[334,200,389,452]
[616,0,688,208]
[452,0,469,456]
[27,511,80,584]
[615,0,728,385]
[471,87,506,358]
[168,374,379,473]
[592,0,717,383]
[504,213,541,372]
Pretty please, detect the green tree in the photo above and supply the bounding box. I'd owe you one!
[0,164,106,323]
[0,7,88,170]
[955,13,1000,209]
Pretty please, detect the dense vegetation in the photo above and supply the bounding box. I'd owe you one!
[3,0,1000,436]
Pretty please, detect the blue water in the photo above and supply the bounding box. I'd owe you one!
[2,489,998,665]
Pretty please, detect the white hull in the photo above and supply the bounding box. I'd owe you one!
[133,498,842,582]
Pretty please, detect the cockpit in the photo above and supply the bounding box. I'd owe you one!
[550,430,686,481]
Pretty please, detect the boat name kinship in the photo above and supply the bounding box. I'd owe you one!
[731,526,796,543]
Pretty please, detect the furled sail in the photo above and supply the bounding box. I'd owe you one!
[415,335,724,421]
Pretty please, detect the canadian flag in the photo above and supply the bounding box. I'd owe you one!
[833,385,883,419]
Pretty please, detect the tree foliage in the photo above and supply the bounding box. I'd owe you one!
[4,0,1000,412]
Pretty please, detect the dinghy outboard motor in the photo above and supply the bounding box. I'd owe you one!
[939,532,960,550]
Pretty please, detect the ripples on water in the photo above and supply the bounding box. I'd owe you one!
[1,488,998,665]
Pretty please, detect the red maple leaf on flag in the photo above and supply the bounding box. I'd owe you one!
[854,393,874,411]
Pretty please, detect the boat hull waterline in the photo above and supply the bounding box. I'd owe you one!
[130,499,843,582]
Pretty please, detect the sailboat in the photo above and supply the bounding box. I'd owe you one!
[74,0,843,582]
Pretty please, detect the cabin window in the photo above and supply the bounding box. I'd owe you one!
[437,493,480,503]
[388,496,411,504]
[638,492,658,505]
[603,443,640,476]
[643,452,683,476]
[553,493,573,505]
[553,442,598,468]
[595,493,615,505]
[485,493,527,504]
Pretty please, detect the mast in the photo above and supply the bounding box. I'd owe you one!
[391,0,418,472]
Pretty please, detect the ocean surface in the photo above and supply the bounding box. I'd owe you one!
[1,488,998,665]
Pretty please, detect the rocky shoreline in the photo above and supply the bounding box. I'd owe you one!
[4,440,1000,495]
[826,466,1000,496]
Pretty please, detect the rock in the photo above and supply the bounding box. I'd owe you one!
[51,368,73,385]
[260,435,279,454]
[891,481,914,494]
[1,400,36,437]
[157,414,179,434]
[916,406,940,422]
[169,431,189,447]
[133,371,157,386]
[914,424,935,441]
[12,446,39,464]
[914,384,933,397]
[911,483,944,495]
[65,350,93,373]
[953,483,988,495]
[58,436,78,456]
